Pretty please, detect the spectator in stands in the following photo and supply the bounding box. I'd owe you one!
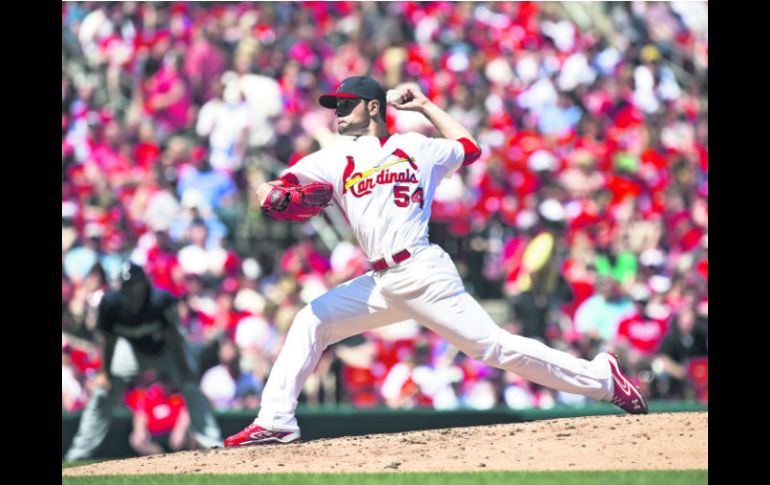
[574,277,635,348]
[143,51,192,139]
[195,77,250,174]
[67,263,108,339]
[200,338,241,410]
[652,295,708,400]
[125,372,195,456]
[176,147,238,213]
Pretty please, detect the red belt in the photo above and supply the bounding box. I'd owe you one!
[370,249,412,272]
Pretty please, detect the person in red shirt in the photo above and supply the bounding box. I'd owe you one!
[184,23,226,104]
[144,52,192,138]
[125,375,194,456]
[614,286,669,366]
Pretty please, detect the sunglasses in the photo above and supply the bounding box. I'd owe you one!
[335,97,369,116]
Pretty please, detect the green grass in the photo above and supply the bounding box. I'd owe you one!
[61,470,707,485]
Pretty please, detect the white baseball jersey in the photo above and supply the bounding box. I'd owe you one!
[281,133,465,260]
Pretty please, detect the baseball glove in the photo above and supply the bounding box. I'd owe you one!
[261,182,334,222]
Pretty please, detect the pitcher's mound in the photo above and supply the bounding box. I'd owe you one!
[63,411,707,476]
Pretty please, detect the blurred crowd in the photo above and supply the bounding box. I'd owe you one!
[62,1,708,422]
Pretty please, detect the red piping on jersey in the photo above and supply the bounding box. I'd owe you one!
[393,147,418,171]
[342,156,356,194]
[457,137,482,166]
[379,134,392,146]
[278,172,300,187]
[393,147,410,160]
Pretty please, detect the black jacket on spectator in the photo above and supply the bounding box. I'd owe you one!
[658,316,708,364]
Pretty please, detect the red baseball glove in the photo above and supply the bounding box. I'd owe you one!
[261,182,334,222]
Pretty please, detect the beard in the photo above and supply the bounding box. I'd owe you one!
[337,112,371,136]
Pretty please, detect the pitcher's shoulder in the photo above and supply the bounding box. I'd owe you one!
[389,132,430,152]
[397,132,428,143]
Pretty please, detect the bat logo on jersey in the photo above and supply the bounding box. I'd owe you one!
[343,149,419,197]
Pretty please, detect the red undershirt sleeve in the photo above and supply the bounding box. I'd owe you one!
[457,137,482,166]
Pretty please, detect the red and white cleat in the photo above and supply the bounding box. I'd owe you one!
[601,352,649,415]
[224,422,301,447]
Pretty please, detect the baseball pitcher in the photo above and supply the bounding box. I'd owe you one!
[225,76,647,447]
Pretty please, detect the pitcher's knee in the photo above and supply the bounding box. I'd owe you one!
[461,339,499,364]
[458,344,485,362]
[292,306,330,347]
[477,345,501,366]
[475,329,506,366]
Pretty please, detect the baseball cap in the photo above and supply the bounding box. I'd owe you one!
[319,76,387,109]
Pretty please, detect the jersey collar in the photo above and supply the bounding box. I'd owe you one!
[353,134,392,147]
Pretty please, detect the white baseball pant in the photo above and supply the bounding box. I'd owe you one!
[256,243,613,432]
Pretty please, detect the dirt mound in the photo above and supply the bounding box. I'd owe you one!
[63,411,707,476]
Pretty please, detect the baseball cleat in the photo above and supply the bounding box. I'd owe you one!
[224,422,301,447]
[601,352,649,415]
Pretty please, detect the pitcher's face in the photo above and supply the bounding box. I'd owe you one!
[335,98,371,136]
